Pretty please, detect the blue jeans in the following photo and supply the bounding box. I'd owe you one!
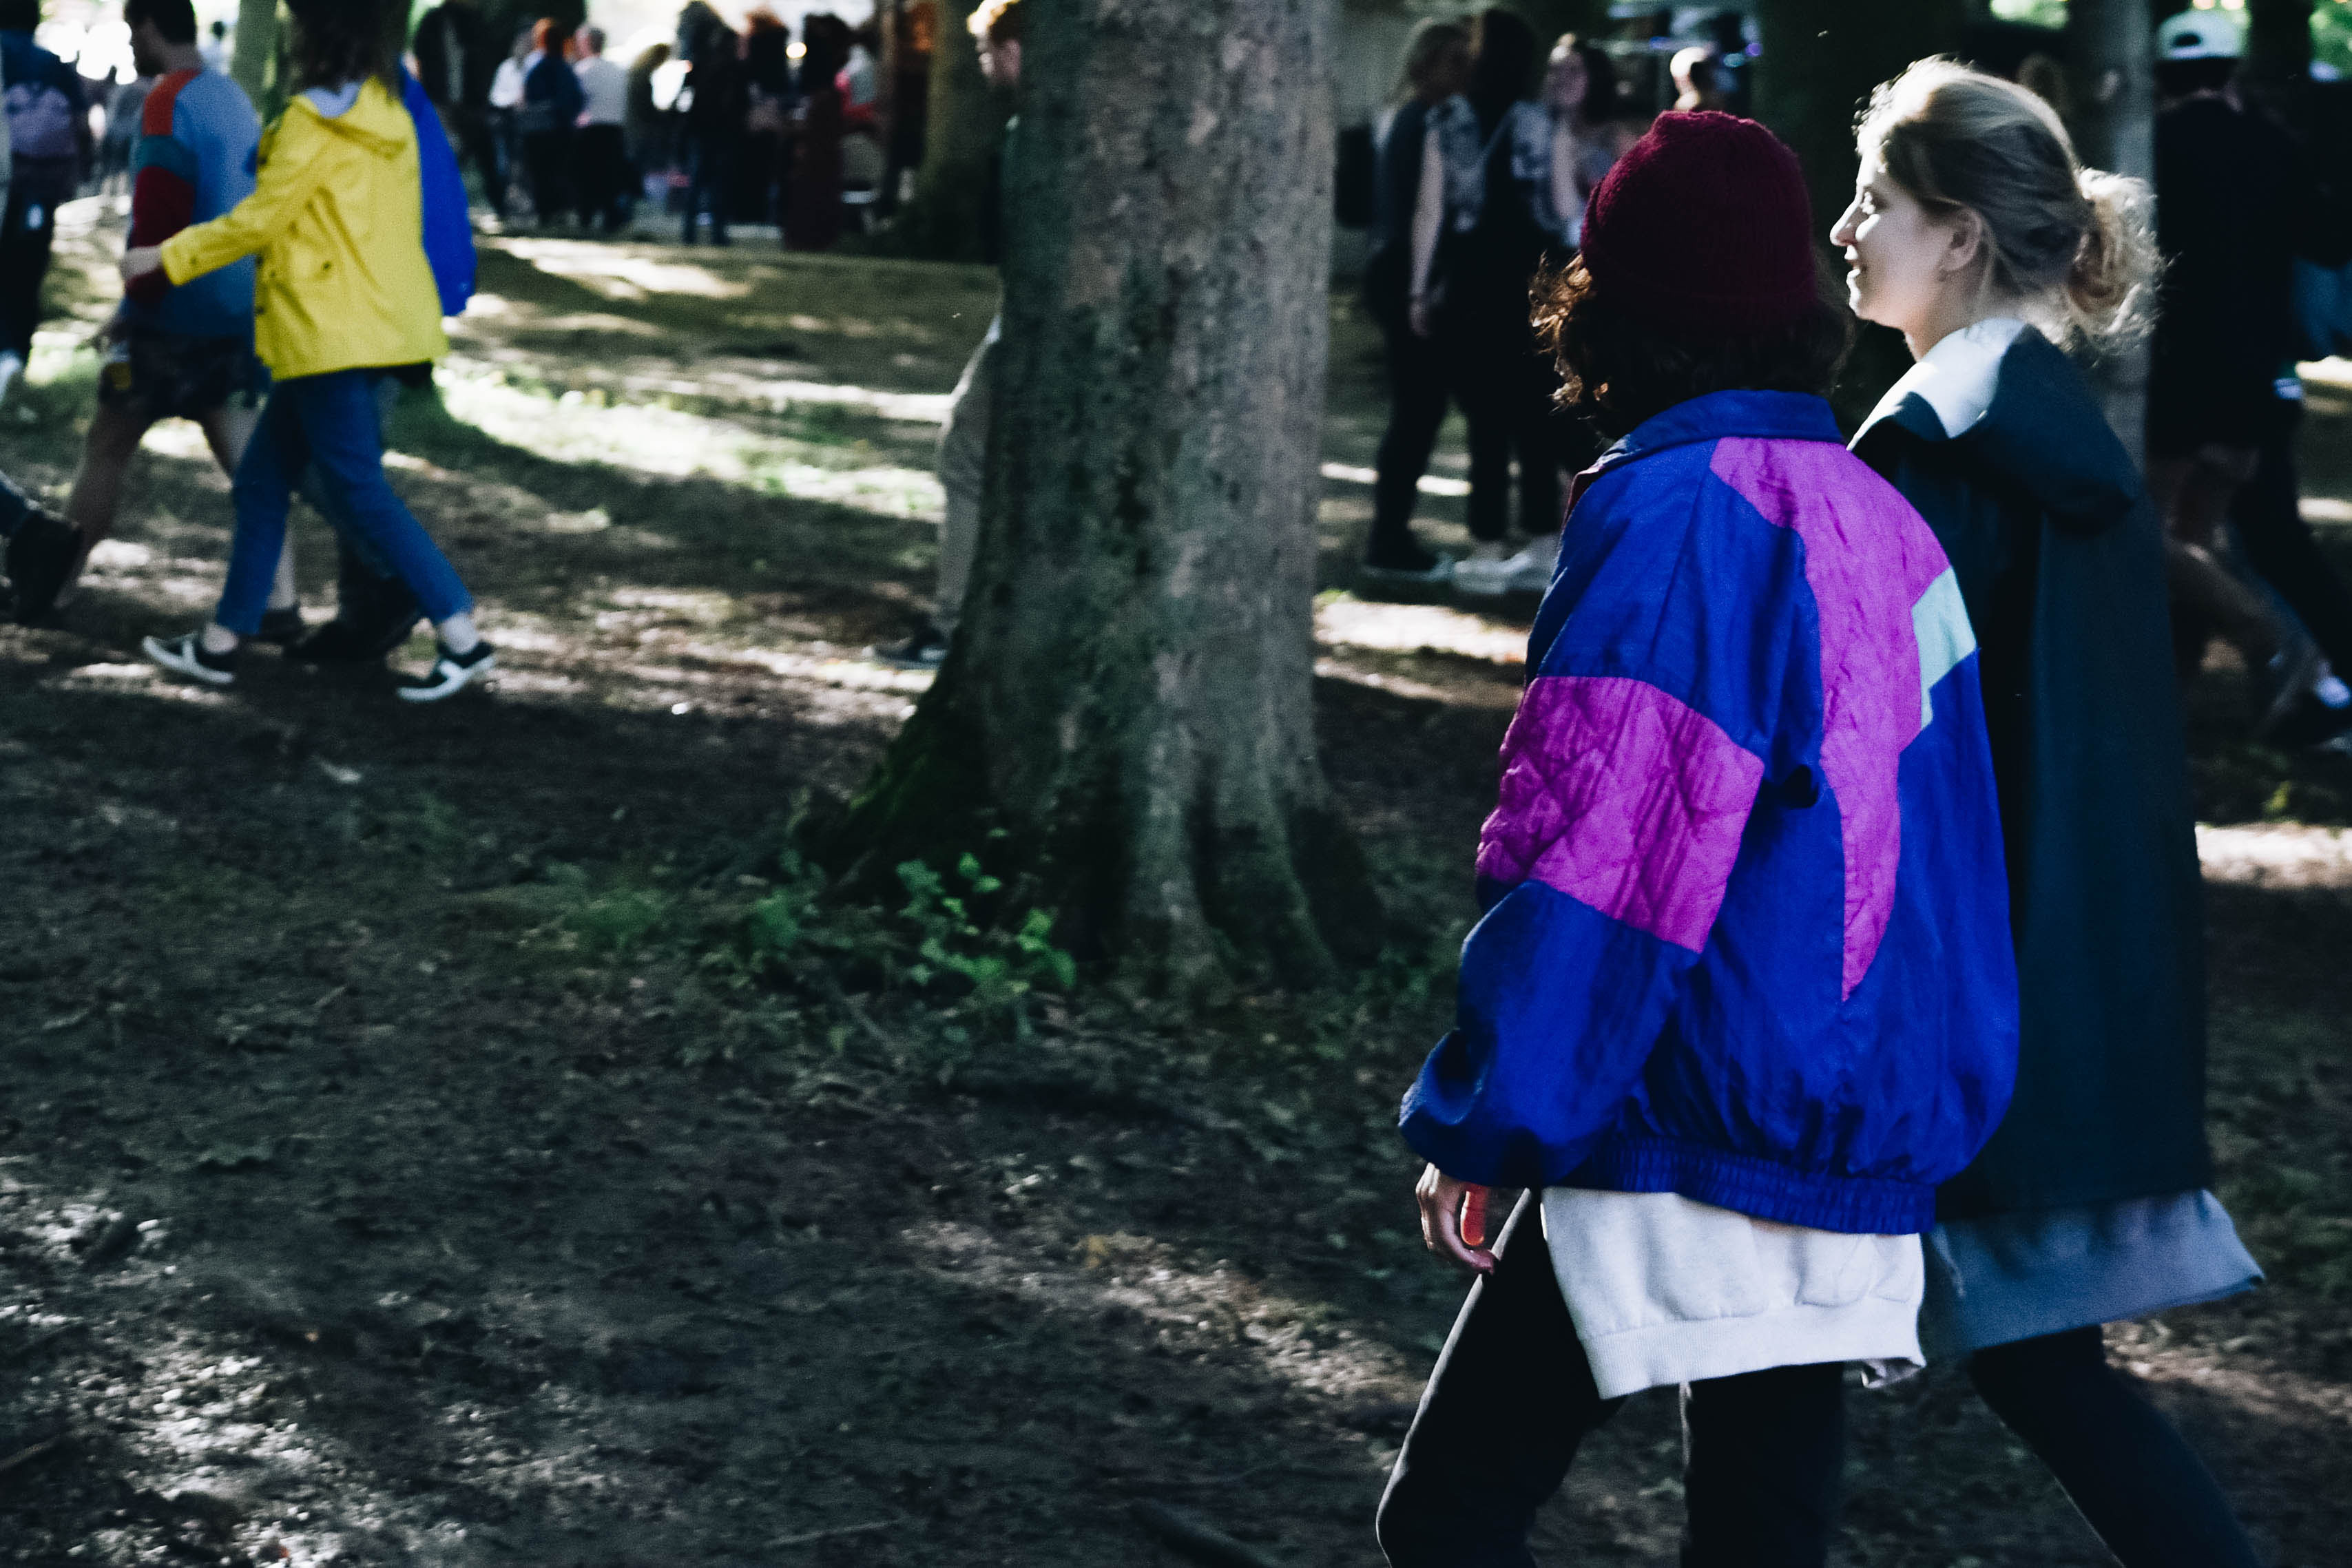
[218,369,470,636]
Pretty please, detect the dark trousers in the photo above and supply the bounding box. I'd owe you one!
[522,128,573,224]
[1450,316,1568,545]
[575,123,632,231]
[1371,317,1453,565]
[2230,397,2352,676]
[1968,1328,2262,1568]
[0,187,61,361]
[447,105,508,219]
[682,133,734,244]
[1376,1196,1848,1568]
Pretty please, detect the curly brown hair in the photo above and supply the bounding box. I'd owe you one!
[1533,255,1855,437]
[287,0,399,91]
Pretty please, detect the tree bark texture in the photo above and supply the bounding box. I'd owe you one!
[2068,0,2156,463]
[1750,0,1967,232]
[897,0,1010,259]
[231,0,280,112]
[841,0,1379,996]
[1750,0,1966,423]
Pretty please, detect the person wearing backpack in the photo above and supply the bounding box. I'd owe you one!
[285,61,479,667]
[125,0,492,703]
[0,0,91,402]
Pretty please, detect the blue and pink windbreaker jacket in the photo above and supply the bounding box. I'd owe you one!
[1399,390,2019,1235]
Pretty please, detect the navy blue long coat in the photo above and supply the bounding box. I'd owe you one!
[1853,328,2212,1220]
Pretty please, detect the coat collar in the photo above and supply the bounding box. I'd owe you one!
[1574,390,1843,510]
[1851,326,2141,528]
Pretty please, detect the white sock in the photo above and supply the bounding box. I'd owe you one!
[198,622,239,656]
[436,612,479,656]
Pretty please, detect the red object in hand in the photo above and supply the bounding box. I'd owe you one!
[1461,1186,1488,1250]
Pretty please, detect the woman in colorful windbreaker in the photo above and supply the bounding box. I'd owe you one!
[127,0,494,704]
[1840,62,2264,1568]
[1377,113,2020,1568]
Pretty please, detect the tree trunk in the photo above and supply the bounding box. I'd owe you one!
[1750,0,1967,238]
[1749,0,1966,421]
[895,0,1008,259]
[2068,0,2157,463]
[837,0,1380,998]
[231,0,280,109]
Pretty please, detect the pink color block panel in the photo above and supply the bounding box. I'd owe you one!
[1477,675,1765,952]
[1707,439,1950,996]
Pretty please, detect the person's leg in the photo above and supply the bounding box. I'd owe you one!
[291,370,472,631]
[189,401,298,614]
[1968,1327,2264,1568]
[931,320,999,642]
[2231,405,2352,677]
[63,400,158,552]
[214,384,311,637]
[2156,445,2282,673]
[1449,325,1515,550]
[1368,323,1450,567]
[1375,1195,1626,1568]
[0,192,43,380]
[1679,1362,1847,1568]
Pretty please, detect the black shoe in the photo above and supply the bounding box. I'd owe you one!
[6,510,81,622]
[288,603,422,665]
[1360,543,1455,587]
[397,640,497,703]
[869,621,949,670]
[142,630,237,686]
[256,605,308,647]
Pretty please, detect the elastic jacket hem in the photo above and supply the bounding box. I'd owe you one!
[1569,1137,1937,1235]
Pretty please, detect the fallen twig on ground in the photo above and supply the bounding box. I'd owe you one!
[0,1432,70,1478]
[770,1518,896,1549]
[1130,1500,1284,1568]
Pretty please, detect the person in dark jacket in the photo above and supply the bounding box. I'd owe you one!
[1359,20,1469,585]
[677,3,744,245]
[1384,112,2017,1568]
[1839,61,2265,1568]
[519,17,583,227]
[0,0,93,399]
[410,0,504,219]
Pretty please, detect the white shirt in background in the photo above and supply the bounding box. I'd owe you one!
[489,55,526,111]
[575,54,627,126]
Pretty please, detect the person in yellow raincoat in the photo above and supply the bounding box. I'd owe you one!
[128,0,494,703]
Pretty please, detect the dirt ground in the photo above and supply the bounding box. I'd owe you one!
[0,200,2347,1567]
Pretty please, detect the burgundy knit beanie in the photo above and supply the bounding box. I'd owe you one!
[1579,111,1818,337]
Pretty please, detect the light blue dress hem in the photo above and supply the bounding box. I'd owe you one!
[1919,1189,2261,1361]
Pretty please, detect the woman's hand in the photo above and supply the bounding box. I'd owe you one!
[1414,1162,1495,1275]
[120,247,165,284]
[1408,294,1433,339]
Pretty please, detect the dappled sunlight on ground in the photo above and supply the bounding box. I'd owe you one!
[0,209,2346,1568]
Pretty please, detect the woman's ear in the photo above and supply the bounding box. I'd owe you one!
[1939,207,1988,282]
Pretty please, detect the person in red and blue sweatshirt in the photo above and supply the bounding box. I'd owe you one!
[34,0,273,626]
[1377,114,2019,1568]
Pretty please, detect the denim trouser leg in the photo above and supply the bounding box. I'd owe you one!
[218,371,470,636]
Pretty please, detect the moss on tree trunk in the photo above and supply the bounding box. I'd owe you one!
[836,0,1382,999]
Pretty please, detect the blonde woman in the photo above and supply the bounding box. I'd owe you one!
[1840,60,2262,1568]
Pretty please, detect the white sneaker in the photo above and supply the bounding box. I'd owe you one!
[397,641,497,702]
[2314,659,2351,712]
[1455,542,1556,599]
